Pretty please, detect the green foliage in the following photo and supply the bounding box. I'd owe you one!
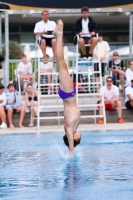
[3,40,22,59]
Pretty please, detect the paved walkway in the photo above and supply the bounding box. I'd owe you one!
[0,123,133,134]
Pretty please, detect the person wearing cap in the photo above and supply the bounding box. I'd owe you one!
[72,6,98,61]
[98,76,124,124]
[108,51,126,92]
[93,33,110,79]
[0,84,7,129]
[125,79,133,110]
[125,60,133,87]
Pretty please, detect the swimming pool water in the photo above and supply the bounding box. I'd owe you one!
[0,130,133,200]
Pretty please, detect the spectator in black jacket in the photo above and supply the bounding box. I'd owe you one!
[0,54,5,69]
[73,6,98,61]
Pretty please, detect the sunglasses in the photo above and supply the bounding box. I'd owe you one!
[107,80,112,82]
[113,54,118,56]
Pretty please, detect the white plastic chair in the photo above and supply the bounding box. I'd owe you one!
[14,69,30,93]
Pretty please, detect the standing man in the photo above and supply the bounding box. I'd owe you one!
[34,10,56,63]
[73,6,97,61]
[54,20,81,153]
[98,76,124,124]
[93,33,110,77]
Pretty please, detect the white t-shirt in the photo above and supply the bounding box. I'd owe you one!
[34,20,56,38]
[93,41,110,63]
[81,18,91,37]
[17,61,32,75]
[125,86,133,102]
[100,85,119,100]
[40,62,53,70]
[0,91,6,106]
[125,68,133,87]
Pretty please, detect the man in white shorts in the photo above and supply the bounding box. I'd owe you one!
[17,54,34,92]
[34,10,56,63]
[98,76,124,124]
[40,54,53,94]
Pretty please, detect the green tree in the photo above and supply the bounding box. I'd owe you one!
[3,40,22,59]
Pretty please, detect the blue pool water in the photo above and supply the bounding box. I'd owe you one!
[0,130,133,200]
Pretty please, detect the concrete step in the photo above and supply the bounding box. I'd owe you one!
[8,109,133,127]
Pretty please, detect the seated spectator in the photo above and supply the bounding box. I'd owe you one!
[34,10,56,63]
[17,54,34,92]
[108,52,126,91]
[40,54,53,94]
[5,83,26,128]
[25,84,41,127]
[98,76,124,124]
[0,84,7,129]
[125,79,133,110]
[125,60,133,87]
[72,6,97,61]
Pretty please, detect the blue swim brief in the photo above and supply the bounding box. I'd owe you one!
[58,87,76,100]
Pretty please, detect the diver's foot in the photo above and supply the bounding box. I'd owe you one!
[53,20,63,35]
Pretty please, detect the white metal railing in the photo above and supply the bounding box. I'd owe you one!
[1,54,130,88]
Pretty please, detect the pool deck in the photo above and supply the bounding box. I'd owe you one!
[0,123,133,134]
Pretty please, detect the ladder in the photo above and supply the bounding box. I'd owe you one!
[34,35,106,129]
[75,34,106,126]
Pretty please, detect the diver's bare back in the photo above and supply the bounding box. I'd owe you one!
[63,96,80,132]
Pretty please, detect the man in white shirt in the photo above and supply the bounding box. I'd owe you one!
[73,6,97,60]
[34,10,56,63]
[0,84,7,129]
[93,33,110,77]
[125,79,133,109]
[98,76,124,124]
[17,54,34,92]
[125,60,133,87]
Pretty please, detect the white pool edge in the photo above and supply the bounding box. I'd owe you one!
[0,123,133,134]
